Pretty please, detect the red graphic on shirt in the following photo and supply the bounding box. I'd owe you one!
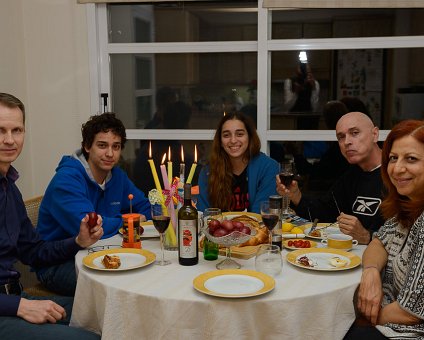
[183,229,193,246]
[231,186,249,211]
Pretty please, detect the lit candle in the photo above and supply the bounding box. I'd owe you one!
[186,144,197,184]
[179,145,185,184]
[148,141,162,192]
[167,146,172,185]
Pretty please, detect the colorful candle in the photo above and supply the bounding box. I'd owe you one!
[179,145,185,184]
[160,153,177,243]
[148,141,162,192]
[167,146,172,185]
[186,144,197,184]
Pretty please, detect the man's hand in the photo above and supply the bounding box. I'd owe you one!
[276,174,302,205]
[17,298,66,324]
[75,214,104,248]
[337,212,371,244]
[357,267,383,325]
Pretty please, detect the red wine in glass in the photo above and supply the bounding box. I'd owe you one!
[262,214,279,231]
[152,216,170,233]
[279,172,294,187]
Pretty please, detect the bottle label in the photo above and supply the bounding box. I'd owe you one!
[179,220,197,258]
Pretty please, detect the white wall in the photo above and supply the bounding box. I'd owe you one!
[0,0,91,199]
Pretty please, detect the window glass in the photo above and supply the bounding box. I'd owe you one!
[110,53,258,129]
[271,9,424,39]
[109,2,258,43]
[270,48,424,130]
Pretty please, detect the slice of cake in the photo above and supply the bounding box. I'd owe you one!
[102,254,121,269]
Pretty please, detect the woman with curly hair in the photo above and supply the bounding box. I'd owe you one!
[345,119,424,339]
[197,112,279,213]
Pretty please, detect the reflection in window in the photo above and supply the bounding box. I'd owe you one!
[110,53,258,129]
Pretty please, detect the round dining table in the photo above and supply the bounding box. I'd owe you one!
[70,234,365,340]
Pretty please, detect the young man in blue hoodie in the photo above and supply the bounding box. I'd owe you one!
[36,113,151,296]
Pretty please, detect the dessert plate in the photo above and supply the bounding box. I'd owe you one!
[303,224,342,240]
[286,248,361,271]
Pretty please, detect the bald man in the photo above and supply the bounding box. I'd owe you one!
[277,112,384,244]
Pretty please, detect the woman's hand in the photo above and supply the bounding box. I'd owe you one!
[357,266,383,325]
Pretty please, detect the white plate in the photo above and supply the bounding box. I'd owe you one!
[286,248,361,271]
[193,269,275,298]
[304,226,342,240]
[83,248,156,271]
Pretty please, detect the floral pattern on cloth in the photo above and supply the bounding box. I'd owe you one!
[375,212,424,338]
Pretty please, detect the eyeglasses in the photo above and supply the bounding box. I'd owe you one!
[87,244,122,254]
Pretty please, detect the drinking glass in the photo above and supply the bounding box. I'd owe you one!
[255,244,283,277]
[260,201,279,245]
[151,204,171,266]
[279,161,296,219]
[203,208,222,261]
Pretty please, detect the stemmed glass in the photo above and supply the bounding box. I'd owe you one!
[260,201,279,245]
[279,161,296,219]
[151,204,171,266]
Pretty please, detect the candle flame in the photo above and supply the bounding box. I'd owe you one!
[181,145,184,163]
[149,141,152,159]
[168,146,171,161]
[194,144,197,163]
[161,153,167,165]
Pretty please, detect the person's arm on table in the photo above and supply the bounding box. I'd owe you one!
[357,238,387,325]
[16,215,103,324]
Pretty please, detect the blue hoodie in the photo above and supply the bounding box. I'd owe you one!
[197,152,279,214]
[38,150,151,240]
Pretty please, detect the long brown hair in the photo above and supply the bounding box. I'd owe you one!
[381,119,424,228]
[208,112,261,210]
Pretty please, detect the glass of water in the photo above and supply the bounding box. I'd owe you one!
[255,244,282,277]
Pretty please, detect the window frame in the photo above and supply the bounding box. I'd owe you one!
[86,1,424,152]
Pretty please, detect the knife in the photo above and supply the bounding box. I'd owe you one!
[308,218,319,234]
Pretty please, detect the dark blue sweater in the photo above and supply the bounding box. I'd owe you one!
[0,166,81,316]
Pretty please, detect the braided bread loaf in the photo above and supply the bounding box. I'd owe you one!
[231,215,269,247]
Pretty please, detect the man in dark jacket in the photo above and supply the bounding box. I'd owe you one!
[0,93,102,339]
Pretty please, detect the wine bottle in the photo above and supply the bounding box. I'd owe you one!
[178,183,199,266]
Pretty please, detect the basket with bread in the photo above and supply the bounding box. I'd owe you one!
[200,214,269,258]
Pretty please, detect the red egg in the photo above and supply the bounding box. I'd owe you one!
[88,212,98,228]
[213,227,229,237]
[220,220,234,232]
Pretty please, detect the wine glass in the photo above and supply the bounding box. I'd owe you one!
[279,161,296,219]
[260,201,279,245]
[255,244,283,277]
[151,204,171,266]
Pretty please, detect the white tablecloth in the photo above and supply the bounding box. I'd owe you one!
[70,235,364,340]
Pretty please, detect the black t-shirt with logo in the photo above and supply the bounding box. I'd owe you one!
[295,165,385,233]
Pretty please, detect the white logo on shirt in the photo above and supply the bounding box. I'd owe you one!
[352,196,381,216]
[110,201,121,205]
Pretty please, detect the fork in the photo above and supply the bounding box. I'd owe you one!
[316,221,338,230]
[308,218,319,234]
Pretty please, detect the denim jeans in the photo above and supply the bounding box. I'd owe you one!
[35,259,76,296]
[0,293,100,340]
